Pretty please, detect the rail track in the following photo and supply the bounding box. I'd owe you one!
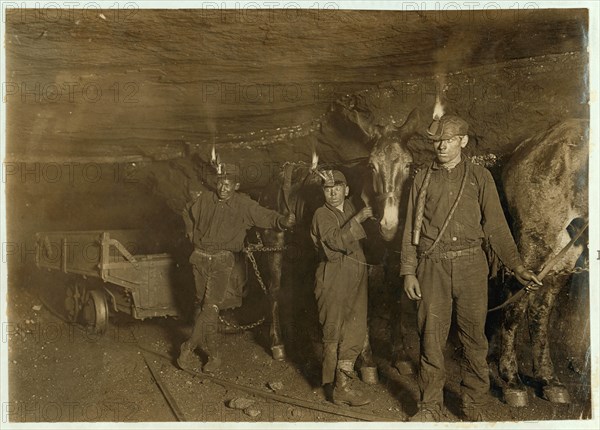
[37,288,404,422]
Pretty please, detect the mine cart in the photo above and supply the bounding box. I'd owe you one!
[35,229,181,333]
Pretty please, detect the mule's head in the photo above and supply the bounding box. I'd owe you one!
[367,109,420,242]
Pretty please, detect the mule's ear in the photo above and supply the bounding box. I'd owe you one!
[399,108,422,138]
[372,125,385,139]
[366,132,380,149]
[367,124,389,148]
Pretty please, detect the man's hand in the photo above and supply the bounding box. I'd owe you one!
[404,274,422,301]
[353,206,373,223]
[513,264,543,290]
[279,213,296,229]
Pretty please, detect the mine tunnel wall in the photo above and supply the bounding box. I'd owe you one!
[6,50,588,281]
[5,53,590,374]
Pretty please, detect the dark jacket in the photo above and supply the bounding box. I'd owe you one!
[400,159,523,276]
[183,191,282,253]
[311,200,367,292]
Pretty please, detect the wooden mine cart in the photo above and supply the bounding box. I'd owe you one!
[35,229,182,333]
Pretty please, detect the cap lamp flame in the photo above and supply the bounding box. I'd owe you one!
[433,94,445,121]
[311,151,319,171]
[211,144,223,174]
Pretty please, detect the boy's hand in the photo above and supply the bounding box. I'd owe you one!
[279,213,296,229]
[354,206,373,223]
[514,265,543,289]
[404,274,422,301]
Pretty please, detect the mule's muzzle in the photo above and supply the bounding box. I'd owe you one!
[379,224,398,242]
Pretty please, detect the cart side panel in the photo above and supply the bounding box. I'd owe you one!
[36,231,103,276]
[105,255,181,319]
[35,230,154,275]
[36,230,184,320]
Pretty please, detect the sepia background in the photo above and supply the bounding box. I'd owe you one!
[2,4,593,424]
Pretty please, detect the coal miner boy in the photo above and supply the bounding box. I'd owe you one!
[400,115,542,421]
[310,169,374,406]
[178,163,295,373]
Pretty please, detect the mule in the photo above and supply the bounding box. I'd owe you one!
[497,118,588,406]
[254,109,422,380]
[361,108,422,374]
[254,162,324,362]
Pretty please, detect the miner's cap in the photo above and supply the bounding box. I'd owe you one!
[216,163,240,181]
[428,115,469,140]
[321,170,347,187]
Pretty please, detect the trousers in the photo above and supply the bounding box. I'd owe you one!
[187,249,235,351]
[315,258,368,385]
[416,247,490,406]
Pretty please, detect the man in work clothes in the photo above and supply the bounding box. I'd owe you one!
[310,170,374,406]
[178,163,296,373]
[400,115,542,421]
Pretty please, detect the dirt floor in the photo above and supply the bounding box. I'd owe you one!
[5,258,592,424]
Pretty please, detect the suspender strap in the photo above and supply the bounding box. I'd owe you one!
[416,161,471,258]
[412,164,433,246]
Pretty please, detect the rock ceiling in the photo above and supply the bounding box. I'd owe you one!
[5,8,588,162]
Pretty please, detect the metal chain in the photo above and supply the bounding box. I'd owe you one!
[218,314,265,331]
[246,244,287,253]
[248,231,287,252]
[216,243,286,331]
[551,265,589,276]
[243,248,269,295]
[503,264,589,278]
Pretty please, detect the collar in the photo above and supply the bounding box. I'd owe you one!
[212,191,237,207]
[432,156,464,171]
[325,200,348,214]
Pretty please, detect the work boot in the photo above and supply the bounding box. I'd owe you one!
[203,327,222,374]
[177,342,198,372]
[202,355,222,373]
[408,402,443,422]
[332,360,371,407]
[322,383,334,402]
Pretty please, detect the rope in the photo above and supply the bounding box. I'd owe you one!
[341,254,381,267]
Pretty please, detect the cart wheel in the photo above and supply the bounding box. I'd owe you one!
[64,284,82,323]
[81,290,108,334]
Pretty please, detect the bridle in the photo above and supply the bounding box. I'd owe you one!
[375,190,402,202]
